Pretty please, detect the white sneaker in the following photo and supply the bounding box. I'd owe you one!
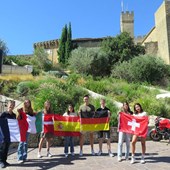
[79,150,83,156]
[18,160,24,164]
[97,150,102,156]
[71,152,75,156]
[108,151,114,157]
[140,157,145,164]
[130,156,135,164]
[65,153,68,158]
[37,152,42,158]
[91,150,95,156]
[47,152,52,157]
[118,156,122,162]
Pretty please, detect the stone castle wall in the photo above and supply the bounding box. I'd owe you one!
[144,42,158,55]
[154,1,170,64]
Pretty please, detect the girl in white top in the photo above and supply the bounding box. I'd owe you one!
[131,103,147,164]
[63,104,77,158]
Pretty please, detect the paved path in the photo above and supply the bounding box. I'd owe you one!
[6,140,170,170]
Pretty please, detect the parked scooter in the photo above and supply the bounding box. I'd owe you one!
[149,117,170,141]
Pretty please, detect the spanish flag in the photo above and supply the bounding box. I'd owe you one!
[80,117,110,131]
[53,114,80,136]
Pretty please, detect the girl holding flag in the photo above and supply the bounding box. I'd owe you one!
[37,100,54,158]
[130,103,147,164]
[117,102,133,162]
[17,99,35,163]
[63,104,77,158]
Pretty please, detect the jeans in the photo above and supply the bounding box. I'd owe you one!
[17,132,29,161]
[64,136,74,154]
[117,131,131,159]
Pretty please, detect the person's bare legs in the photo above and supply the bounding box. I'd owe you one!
[90,132,95,155]
[107,139,111,151]
[99,138,103,152]
[131,135,138,155]
[140,137,146,163]
[37,138,44,158]
[90,132,94,150]
[141,137,146,155]
[131,135,138,163]
[46,138,52,157]
[38,138,44,153]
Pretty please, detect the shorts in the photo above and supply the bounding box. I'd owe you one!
[98,130,110,139]
[40,132,54,139]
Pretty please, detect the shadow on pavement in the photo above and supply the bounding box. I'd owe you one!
[10,156,87,170]
[146,156,170,164]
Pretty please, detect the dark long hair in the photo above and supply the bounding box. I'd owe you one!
[67,104,75,115]
[134,103,143,114]
[123,101,133,114]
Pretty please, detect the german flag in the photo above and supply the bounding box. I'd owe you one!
[80,117,110,131]
[53,114,80,136]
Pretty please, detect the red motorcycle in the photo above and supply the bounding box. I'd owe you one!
[149,117,170,141]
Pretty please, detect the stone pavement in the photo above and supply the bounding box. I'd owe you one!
[5,140,170,170]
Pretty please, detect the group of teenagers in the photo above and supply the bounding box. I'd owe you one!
[0,94,147,169]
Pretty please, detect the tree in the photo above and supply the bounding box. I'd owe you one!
[101,32,145,65]
[58,24,67,64]
[65,22,72,62]
[33,47,52,71]
[68,47,110,76]
[58,23,72,64]
[0,39,9,56]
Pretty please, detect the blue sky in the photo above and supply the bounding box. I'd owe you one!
[0,0,163,55]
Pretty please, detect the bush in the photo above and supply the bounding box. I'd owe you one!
[112,55,169,85]
[68,47,110,76]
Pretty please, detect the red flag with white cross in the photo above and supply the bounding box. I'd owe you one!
[119,112,148,138]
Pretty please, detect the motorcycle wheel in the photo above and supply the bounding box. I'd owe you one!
[149,131,162,141]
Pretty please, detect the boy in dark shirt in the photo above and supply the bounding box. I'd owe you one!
[0,100,16,168]
[96,99,114,157]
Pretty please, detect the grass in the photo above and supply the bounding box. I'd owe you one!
[0,74,34,81]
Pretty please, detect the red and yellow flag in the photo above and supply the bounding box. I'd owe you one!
[80,117,109,131]
[53,114,80,136]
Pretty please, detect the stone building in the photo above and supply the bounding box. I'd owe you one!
[34,38,104,65]
[34,0,170,65]
[141,0,170,64]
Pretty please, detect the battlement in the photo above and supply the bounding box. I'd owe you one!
[121,11,134,22]
[121,11,134,15]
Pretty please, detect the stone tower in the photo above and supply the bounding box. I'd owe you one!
[120,11,134,38]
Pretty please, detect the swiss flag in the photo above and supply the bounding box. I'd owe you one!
[119,112,148,138]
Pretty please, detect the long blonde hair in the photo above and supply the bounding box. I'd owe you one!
[23,99,33,115]
[44,100,52,114]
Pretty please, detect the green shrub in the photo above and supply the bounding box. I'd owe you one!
[112,55,169,85]
[68,47,110,76]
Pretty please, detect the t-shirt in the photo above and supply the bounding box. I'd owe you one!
[0,111,16,143]
[0,111,16,119]
[79,104,95,118]
[134,111,147,117]
[63,112,77,117]
[95,107,110,118]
